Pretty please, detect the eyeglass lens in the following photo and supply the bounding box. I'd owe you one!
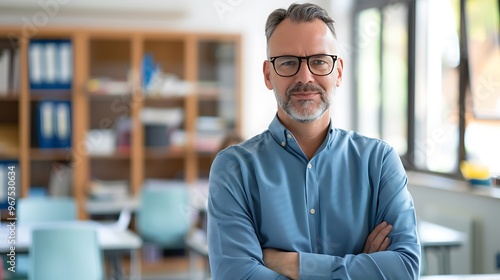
[273,55,336,77]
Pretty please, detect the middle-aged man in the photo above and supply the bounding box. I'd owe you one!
[208,3,421,279]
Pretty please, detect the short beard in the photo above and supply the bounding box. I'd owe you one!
[275,82,330,123]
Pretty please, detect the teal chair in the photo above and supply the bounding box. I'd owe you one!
[18,197,77,224]
[29,227,104,280]
[3,197,77,279]
[136,180,190,250]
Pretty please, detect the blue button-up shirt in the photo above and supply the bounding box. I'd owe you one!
[208,116,420,279]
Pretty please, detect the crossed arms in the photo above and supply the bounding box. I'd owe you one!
[208,145,421,279]
[263,222,393,279]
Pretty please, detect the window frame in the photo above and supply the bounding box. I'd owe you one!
[352,0,499,177]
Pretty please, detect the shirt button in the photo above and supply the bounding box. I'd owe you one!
[287,134,292,139]
[310,208,316,214]
[280,141,286,147]
[307,163,312,169]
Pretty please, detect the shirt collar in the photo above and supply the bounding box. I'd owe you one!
[268,114,335,157]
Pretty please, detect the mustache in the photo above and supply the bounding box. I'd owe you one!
[287,83,326,95]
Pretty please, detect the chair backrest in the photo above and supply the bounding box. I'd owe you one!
[29,227,104,280]
[18,197,76,225]
[136,180,190,248]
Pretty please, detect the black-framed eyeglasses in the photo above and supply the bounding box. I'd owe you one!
[268,54,338,77]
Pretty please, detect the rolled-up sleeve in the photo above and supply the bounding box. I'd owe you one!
[208,151,288,279]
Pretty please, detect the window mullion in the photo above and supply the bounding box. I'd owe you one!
[458,0,468,173]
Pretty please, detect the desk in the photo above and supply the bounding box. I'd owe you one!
[0,221,142,280]
[419,220,466,275]
[186,228,210,279]
[86,197,139,215]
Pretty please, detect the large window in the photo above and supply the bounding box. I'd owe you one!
[353,0,500,176]
[355,3,408,155]
[464,0,500,175]
[414,0,460,173]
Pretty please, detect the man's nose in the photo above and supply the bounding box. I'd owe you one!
[294,60,315,84]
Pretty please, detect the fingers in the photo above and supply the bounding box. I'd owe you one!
[363,221,393,254]
[363,221,387,252]
[380,236,390,251]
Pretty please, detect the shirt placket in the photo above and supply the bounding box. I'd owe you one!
[305,159,319,252]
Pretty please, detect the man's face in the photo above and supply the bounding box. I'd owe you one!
[263,18,343,123]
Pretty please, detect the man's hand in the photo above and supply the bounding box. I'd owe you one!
[363,221,393,253]
[263,248,299,280]
[263,222,391,278]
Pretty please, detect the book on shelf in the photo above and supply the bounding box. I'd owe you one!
[88,179,129,201]
[141,53,194,97]
[0,48,10,94]
[0,161,19,209]
[29,39,73,90]
[116,117,131,154]
[33,100,72,149]
[85,129,116,156]
[48,162,72,197]
[86,78,131,95]
[0,47,20,96]
[195,116,226,152]
[142,107,184,148]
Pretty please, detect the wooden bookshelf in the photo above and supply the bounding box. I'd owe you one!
[0,26,242,219]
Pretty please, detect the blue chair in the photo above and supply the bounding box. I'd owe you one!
[18,197,77,224]
[29,227,104,280]
[136,180,190,250]
[3,197,77,279]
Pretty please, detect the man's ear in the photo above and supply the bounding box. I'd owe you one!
[263,60,273,90]
[335,57,344,87]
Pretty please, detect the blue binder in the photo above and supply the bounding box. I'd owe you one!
[29,39,73,90]
[37,101,56,148]
[53,101,72,148]
[0,161,19,209]
[36,100,72,149]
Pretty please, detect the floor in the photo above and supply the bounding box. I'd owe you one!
[118,250,210,280]
[2,252,208,280]
[139,256,191,280]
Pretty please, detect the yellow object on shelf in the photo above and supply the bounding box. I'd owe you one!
[460,160,490,180]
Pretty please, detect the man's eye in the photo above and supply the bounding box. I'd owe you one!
[311,59,327,65]
[280,60,297,67]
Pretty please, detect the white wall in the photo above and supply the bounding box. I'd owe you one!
[408,173,500,275]
[0,0,354,138]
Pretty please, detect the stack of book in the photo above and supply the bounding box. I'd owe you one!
[195,116,226,152]
[88,179,129,201]
[0,46,20,95]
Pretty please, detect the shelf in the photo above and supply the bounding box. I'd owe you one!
[145,146,186,159]
[197,87,234,100]
[0,154,18,161]
[29,90,72,100]
[0,27,241,219]
[88,93,133,100]
[89,151,131,160]
[143,39,185,80]
[143,95,186,107]
[30,148,72,161]
[0,97,19,122]
[89,39,131,81]
[0,93,20,100]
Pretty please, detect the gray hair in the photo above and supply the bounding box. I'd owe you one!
[265,3,336,44]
